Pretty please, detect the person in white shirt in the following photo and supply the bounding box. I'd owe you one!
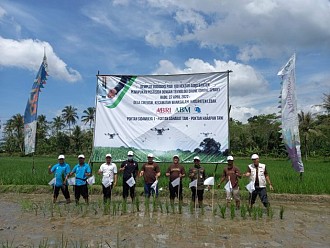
[98,154,118,203]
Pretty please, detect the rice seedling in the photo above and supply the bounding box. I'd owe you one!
[1,239,14,248]
[267,206,274,219]
[219,204,226,219]
[240,204,247,219]
[121,199,127,214]
[257,206,263,219]
[165,199,169,214]
[252,207,258,220]
[152,197,157,212]
[158,199,163,213]
[144,197,150,213]
[135,195,140,212]
[230,203,235,219]
[178,201,183,214]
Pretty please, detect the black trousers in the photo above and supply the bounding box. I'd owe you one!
[190,187,204,202]
[249,187,269,207]
[123,182,135,200]
[102,184,113,202]
[74,184,89,202]
[53,185,70,199]
[169,182,183,200]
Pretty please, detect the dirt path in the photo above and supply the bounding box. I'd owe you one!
[0,193,329,247]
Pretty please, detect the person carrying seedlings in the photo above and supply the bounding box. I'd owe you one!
[140,153,161,198]
[98,153,117,203]
[165,155,186,204]
[243,154,274,208]
[119,151,139,201]
[217,155,241,209]
[48,154,71,204]
[188,156,206,208]
[69,154,92,205]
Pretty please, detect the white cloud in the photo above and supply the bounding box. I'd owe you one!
[154,58,268,96]
[0,37,81,82]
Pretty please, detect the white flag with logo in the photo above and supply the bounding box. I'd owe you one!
[224,180,232,192]
[151,180,158,190]
[126,177,136,187]
[245,180,255,193]
[67,177,75,186]
[48,177,56,186]
[87,175,95,185]
[102,176,111,188]
[203,177,214,186]
[171,177,180,187]
[189,179,198,188]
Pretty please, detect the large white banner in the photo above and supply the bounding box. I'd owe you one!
[278,54,304,173]
[92,72,229,163]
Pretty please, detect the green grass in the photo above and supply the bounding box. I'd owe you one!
[0,155,329,194]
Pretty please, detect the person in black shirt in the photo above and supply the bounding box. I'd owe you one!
[119,150,139,201]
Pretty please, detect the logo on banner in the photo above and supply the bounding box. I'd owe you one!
[156,107,171,114]
[194,106,201,113]
[175,107,190,114]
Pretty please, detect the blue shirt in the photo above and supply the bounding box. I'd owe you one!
[51,163,71,187]
[71,163,91,186]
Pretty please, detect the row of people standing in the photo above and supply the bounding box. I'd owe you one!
[48,152,273,208]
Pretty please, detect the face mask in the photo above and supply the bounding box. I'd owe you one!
[128,156,133,161]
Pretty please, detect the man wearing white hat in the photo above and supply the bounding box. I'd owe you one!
[218,155,241,209]
[188,156,206,208]
[69,154,92,205]
[243,154,274,208]
[98,154,117,203]
[140,153,161,197]
[48,155,71,204]
[119,150,139,201]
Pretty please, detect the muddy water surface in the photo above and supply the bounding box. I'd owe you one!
[0,193,329,247]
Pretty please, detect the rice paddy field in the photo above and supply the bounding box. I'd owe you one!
[0,155,329,247]
[0,155,329,195]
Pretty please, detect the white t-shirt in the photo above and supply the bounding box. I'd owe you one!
[99,162,117,187]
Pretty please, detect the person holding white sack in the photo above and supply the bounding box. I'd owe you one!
[217,156,241,209]
[119,151,139,201]
[48,154,71,204]
[98,154,117,203]
[243,154,274,208]
[165,155,186,204]
[140,153,160,198]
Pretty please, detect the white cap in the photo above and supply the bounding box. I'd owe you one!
[173,154,179,158]
[105,154,112,158]
[147,153,154,158]
[193,156,200,160]
[227,155,234,161]
[251,154,259,160]
[78,154,85,159]
[127,151,134,156]
[58,155,65,160]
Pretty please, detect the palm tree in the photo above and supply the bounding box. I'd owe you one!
[4,114,24,153]
[321,93,330,113]
[61,105,78,133]
[52,116,65,135]
[81,107,96,129]
[298,111,320,160]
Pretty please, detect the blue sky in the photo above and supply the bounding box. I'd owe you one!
[0,0,329,133]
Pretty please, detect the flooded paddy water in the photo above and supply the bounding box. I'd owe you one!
[0,193,329,247]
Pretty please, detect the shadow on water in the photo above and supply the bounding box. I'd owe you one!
[0,193,329,247]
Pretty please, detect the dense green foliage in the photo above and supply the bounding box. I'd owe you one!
[0,156,329,195]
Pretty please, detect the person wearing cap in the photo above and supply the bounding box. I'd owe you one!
[140,153,161,198]
[165,155,186,204]
[98,154,118,203]
[188,156,206,208]
[69,154,92,205]
[48,155,71,204]
[119,150,139,201]
[243,154,274,208]
[217,155,241,209]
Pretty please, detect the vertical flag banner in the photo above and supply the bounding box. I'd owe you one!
[277,54,304,172]
[93,72,229,163]
[24,54,48,155]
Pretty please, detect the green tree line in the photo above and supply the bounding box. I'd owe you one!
[1,94,330,159]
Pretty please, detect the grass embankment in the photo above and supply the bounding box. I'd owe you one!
[0,155,329,195]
